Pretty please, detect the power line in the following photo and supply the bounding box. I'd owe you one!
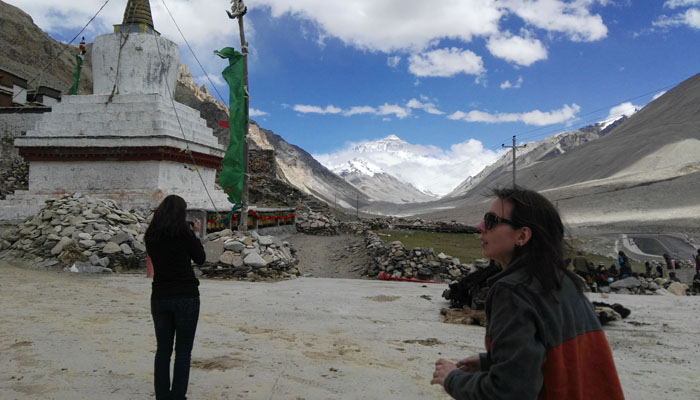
[151,27,221,219]
[485,81,679,151]
[159,0,228,106]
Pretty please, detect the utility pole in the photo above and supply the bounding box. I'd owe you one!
[229,0,250,231]
[502,135,526,187]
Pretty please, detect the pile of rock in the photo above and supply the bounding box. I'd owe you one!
[199,229,299,281]
[0,193,147,272]
[362,231,470,282]
[0,159,28,200]
[361,216,477,234]
[605,276,690,296]
[295,212,339,236]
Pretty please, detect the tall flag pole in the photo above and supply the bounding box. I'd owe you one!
[220,0,250,231]
[68,37,87,95]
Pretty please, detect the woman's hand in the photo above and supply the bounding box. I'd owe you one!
[431,358,458,386]
[190,219,201,233]
[456,355,480,372]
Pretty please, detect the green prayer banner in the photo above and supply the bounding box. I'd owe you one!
[215,47,246,204]
[67,53,84,95]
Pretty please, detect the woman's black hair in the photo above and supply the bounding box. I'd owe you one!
[145,195,190,242]
[492,186,584,294]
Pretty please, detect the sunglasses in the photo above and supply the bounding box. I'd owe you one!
[483,212,519,230]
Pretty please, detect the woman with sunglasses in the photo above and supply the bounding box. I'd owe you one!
[432,187,624,399]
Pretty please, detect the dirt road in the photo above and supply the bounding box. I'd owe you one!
[2,233,700,399]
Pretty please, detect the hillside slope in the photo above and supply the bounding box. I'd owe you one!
[411,73,700,234]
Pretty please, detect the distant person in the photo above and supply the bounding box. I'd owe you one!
[596,262,609,287]
[572,251,590,281]
[693,270,700,293]
[655,262,664,278]
[145,195,206,400]
[431,187,624,399]
[644,261,653,278]
[663,253,676,273]
[618,251,632,278]
[694,249,700,273]
[608,263,620,280]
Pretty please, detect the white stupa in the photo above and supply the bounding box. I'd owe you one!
[2,0,230,220]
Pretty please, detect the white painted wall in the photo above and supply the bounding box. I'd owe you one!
[92,33,178,98]
[13,85,25,105]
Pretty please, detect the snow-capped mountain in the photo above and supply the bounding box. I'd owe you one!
[332,159,384,176]
[352,134,409,153]
[331,158,436,204]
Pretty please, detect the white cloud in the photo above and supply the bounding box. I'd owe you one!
[293,104,342,114]
[653,8,700,29]
[406,98,444,115]
[600,102,639,127]
[652,91,667,100]
[502,0,608,42]
[449,104,580,126]
[313,136,506,196]
[294,103,412,119]
[344,106,377,116]
[377,103,410,119]
[252,1,609,52]
[252,0,503,53]
[408,48,485,77]
[195,74,225,89]
[486,34,547,66]
[664,0,700,8]
[250,108,269,117]
[500,76,523,89]
[387,56,401,68]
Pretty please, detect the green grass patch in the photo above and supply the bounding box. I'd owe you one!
[374,229,483,264]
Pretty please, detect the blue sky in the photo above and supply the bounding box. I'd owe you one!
[7,0,700,195]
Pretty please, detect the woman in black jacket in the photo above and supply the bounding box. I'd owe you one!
[145,195,205,400]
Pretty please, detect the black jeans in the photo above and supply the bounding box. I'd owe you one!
[151,297,200,400]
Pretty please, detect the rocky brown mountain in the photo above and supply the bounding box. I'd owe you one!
[0,1,93,95]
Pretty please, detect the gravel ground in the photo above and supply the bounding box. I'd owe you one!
[285,233,371,279]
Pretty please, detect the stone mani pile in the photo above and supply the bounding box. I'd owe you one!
[295,212,340,236]
[0,193,148,272]
[199,229,299,281]
[606,276,691,296]
[0,193,300,279]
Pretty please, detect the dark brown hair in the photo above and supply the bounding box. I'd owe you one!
[493,186,584,294]
[145,195,190,242]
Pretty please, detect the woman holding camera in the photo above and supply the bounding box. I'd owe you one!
[145,195,205,400]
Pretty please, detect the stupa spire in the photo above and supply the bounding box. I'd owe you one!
[115,0,156,33]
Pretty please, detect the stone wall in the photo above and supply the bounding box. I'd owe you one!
[0,108,48,199]
[0,108,47,165]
